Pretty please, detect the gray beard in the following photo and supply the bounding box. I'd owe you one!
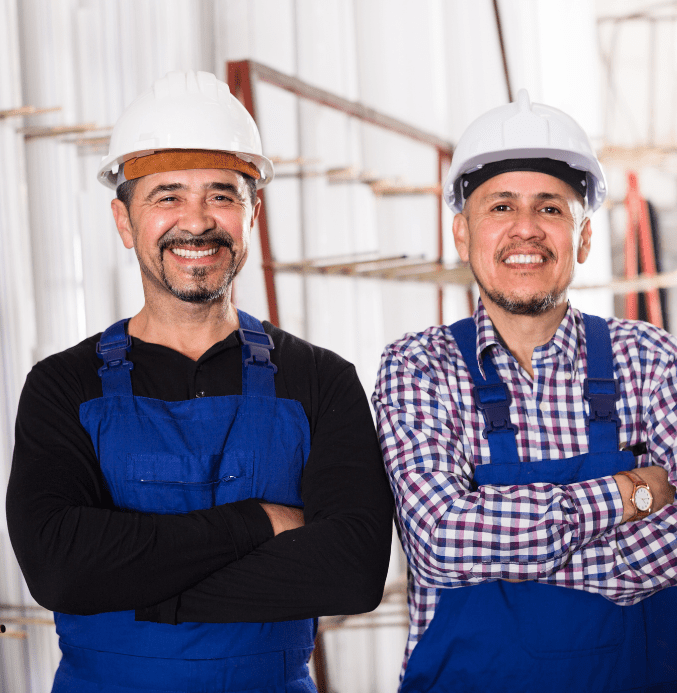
[471,269,563,316]
[158,232,238,303]
[133,224,242,304]
[135,246,240,304]
[160,263,234,304]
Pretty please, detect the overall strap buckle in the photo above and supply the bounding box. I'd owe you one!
[238,328,278,374]
[96,333,134,377]
[583,377,621,425]
[473,383,517,438]
[95,319,134,397]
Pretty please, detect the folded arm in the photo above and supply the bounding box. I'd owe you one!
[6,359,277,615]
[537,391,677,603]
[138,364,394,623]
[373,346,624,588]
[375,333,677,601]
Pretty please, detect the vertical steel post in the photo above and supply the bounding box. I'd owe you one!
[492,0,513,103]
[227,60,281,327]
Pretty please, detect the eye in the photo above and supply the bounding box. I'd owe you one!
[158,195,178,203]
[211,193,239,204]
[491,204,512,212]
[540,205,561,214]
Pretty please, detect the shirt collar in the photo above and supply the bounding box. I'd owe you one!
[472,299,581,376]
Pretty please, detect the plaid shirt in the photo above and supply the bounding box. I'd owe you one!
[373,300,677,669]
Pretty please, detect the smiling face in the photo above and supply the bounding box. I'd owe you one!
[111,168,259,307]
[452,170,591,319]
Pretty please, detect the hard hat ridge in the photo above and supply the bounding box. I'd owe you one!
[156,70,214,98]
[443,89,606,213]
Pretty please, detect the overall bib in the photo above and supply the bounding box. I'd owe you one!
[401,315,677,693]
[52,312,317,693]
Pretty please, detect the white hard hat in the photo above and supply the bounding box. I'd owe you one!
[443,89,606,213]
[98,70,274,189]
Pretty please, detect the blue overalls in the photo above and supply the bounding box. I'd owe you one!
[401,315,677,693]
[52,312,317,693]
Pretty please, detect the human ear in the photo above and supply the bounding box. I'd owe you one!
[250,196,261,229]
[111,199,135,250]
[452,212,470,263]
[577,218,592,264]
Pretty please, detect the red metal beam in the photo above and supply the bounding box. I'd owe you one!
[227,60,280,327]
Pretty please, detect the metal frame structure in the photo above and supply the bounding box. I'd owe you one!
[226,59,456,327]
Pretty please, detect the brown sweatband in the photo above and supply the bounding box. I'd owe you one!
[122,149,261,181]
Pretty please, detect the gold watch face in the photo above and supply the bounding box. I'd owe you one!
[635,486,652,512]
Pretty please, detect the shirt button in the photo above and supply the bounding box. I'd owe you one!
[195,391,205,398]
[539,401,547,412]
[564,372,572,381]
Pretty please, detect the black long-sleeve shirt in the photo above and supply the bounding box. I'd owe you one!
[6,321,393,624]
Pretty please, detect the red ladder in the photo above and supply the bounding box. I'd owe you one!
[624,171,663,328]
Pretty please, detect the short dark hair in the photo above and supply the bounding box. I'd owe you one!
[116,172,258,211]
[242,174,258,208]
[116,178,140,211]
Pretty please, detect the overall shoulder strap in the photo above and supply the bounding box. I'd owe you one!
[582,314,621,453]
[96,319,134,397]
[237,310,277,398]
[449,318,519,465]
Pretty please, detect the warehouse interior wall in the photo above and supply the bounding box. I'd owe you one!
[2,0,664,690]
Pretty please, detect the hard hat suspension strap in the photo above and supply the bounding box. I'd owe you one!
[122,149,261,183]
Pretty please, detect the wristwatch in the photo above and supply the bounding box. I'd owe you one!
[616,470,653,522]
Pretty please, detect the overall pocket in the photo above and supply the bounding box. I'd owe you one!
[124,452,254,513]
[511,581,625,657]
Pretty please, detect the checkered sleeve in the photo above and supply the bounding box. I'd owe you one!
[372,332,622,588]
[539,326,677,603]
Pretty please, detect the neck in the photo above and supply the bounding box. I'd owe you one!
[481,295,568,379]
[128,293,241,361]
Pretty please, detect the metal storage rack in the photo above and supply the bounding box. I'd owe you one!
[226,59,469,327]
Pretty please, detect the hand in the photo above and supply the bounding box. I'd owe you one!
[613,466,676,523]
[259,503,305,536]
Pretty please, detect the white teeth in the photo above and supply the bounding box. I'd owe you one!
[504,254,545,265]
[171,247,218,259]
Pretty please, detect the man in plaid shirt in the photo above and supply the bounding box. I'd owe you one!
[373,90,677,693]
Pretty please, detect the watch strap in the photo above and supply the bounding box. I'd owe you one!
[616,470,652,521]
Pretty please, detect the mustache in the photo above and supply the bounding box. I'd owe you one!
[158,230,235,253]
[495,242,556,263]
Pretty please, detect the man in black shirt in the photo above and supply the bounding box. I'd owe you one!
[6,70,392,693]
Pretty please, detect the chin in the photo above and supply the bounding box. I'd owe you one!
[487,289,562,316]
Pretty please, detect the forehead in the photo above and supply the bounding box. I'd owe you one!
[134,167,247,197]
[468,170,582,208]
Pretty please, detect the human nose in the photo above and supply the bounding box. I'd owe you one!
[508,208,545,240]
[178,199,216,235]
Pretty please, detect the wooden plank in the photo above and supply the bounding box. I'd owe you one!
[0,106,60,119]
[272,256,475,284]
[1,616,54,626]
[19,123,98,139]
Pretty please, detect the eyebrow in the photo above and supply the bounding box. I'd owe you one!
[483,191,568,203]
[145,181,246,203]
